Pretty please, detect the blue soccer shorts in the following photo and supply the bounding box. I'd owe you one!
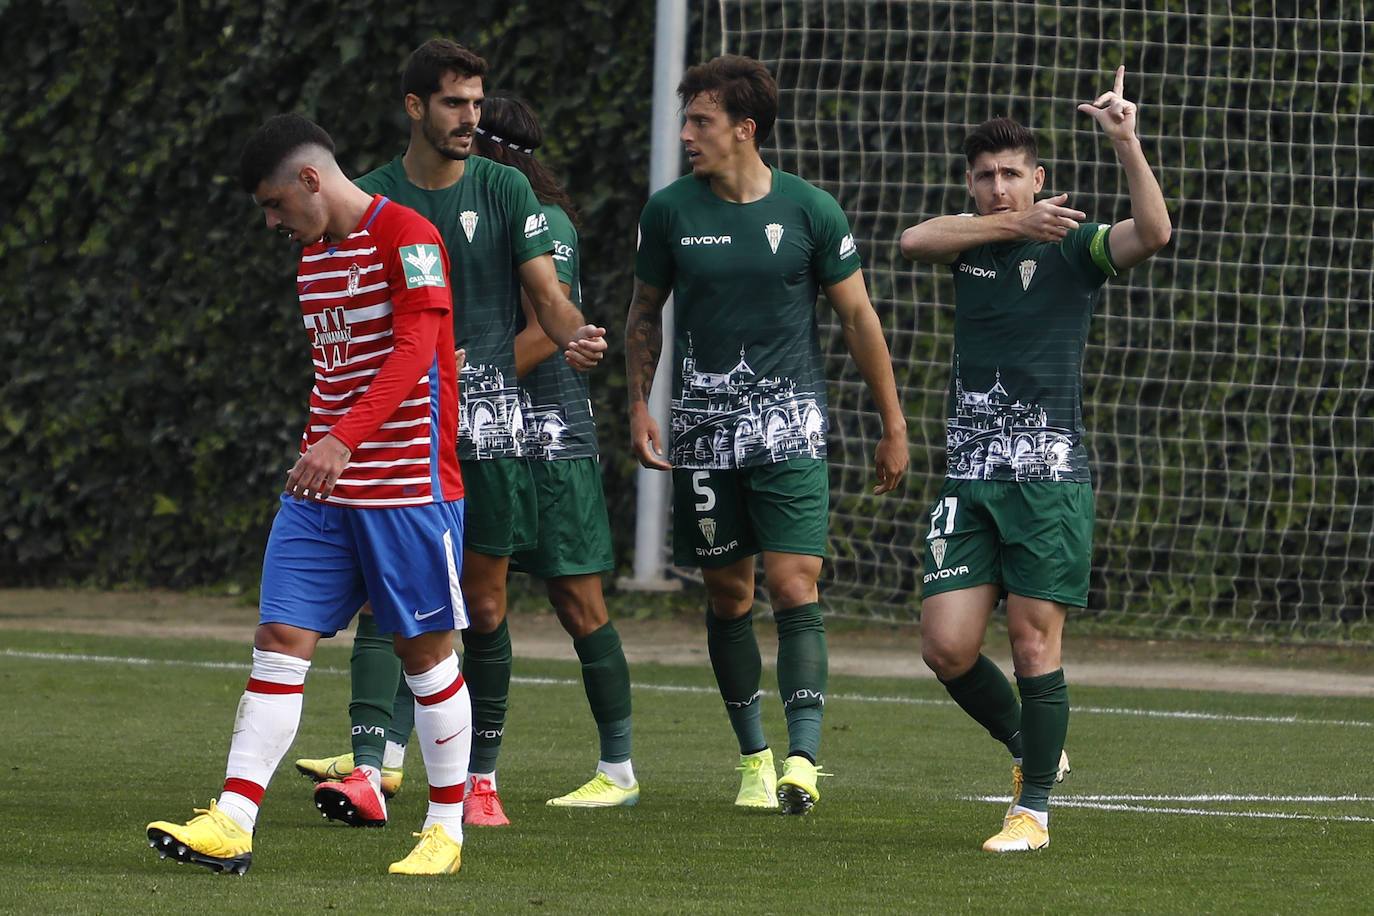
[259,493,468,638]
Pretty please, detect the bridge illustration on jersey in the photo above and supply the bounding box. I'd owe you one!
[458,363,525,458]
[671,338,825,469]
[521,397,572,461]
[947,365,1074,481]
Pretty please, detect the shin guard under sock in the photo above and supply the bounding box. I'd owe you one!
[349,613,401,771]
[939,654,1024,758]
[706,608,767,754]
[775,602,827,760]
[461,620,512,774]
[1015,668,1069,812]
[573,622,633,764]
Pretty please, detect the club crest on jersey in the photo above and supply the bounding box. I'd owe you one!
[346,263,360,297]
[1019,259,1037,290]
[401,244,446,289]
[309,305,351,371]
[765,222,784,254]
[838,233,857,260]
[460,210,478,243]
[930,536,947,568]
[698,517,717,546]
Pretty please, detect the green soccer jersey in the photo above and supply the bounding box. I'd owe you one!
[635,168,861,469]
[945,221,1118,483]
[357,155,553,460]
[519,204,598,460]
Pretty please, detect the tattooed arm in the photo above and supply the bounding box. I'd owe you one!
[626,277,672,470]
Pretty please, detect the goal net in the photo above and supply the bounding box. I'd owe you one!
[700,0,1372,643]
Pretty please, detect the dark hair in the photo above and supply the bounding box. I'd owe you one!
[402,38,488,101]
[473,95,580,229]
[238,113,334,193]
[963,116,1038,167]
[677,54,778,145]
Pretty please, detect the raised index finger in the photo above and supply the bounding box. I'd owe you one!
[1114,65,1125,96]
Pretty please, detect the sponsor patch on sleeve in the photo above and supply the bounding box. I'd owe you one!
[400,243,447,289]
[838,233,858,260]
[523,212,550,239]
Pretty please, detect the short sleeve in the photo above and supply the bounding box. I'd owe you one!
[544,207,578,288]
[807,189,862,288]
[634,193,674,290]
[383,211,452,316]
[1062,222,1117,280]
[504,170,556,266]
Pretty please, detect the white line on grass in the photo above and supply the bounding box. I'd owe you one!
[829,691,1374,729]
[3,649,268,672]
[5,649,1371,729]
[1046,794,1374,803]
[1074,703,1374,729]
[966,794,1374,823]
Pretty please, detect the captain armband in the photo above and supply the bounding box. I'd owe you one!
[1089,223,1118,277]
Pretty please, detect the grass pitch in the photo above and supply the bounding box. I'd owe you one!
[2,627,1369,914]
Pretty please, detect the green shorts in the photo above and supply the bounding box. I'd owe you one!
[511,457,614,579]
[672,458,829,569]
[459,458,537,557]
[921,478,1094,607]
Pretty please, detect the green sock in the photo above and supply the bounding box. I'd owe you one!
[461,620,512,774]
[705,607,767,755]
[349,613,400,771]
[388,677,415,747]
[1015,669,1069,812]
[775,602,827,762]
[573,622,633,764]
[939,654,1024,758]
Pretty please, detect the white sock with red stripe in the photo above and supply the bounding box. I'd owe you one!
[405,651,469,838]
[218,649,310,832]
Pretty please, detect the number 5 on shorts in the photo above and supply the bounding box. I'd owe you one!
[692,470,716,512]
[927,495,958,539]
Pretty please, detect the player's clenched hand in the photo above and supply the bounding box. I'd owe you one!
[286,433,351,501]
[1018,193,1086,242]
[1078,65,1138,142]
[629,403,672,471]
[454,347,467,373]
[872,430,909,495]
[564,324,608,371]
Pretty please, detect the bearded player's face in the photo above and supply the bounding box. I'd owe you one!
[416,71,483,161]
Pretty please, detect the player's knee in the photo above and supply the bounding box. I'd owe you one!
[768,581,819,612]
[254,623,316,658]
[465,598,506,633]
[762,559,821,610]
[394,631,453,673]
[1010,637,1059,677]
[550,591,609,639]
[921,641,974,680]
[703,577,754,618]
[706,599,752,622]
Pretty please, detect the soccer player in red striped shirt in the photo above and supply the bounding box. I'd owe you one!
[146,114,471,876]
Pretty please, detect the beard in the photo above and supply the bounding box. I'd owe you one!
[422,114,472,162]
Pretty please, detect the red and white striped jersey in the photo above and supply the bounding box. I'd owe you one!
[295,195,463,507]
